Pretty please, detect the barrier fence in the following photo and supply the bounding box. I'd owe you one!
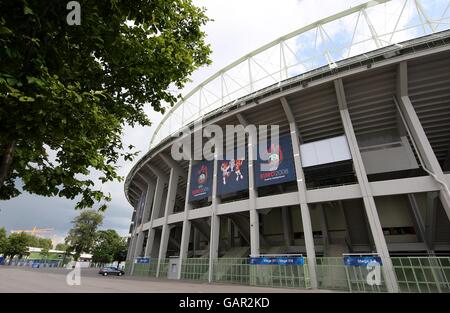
[125,256,450,293]
[0,259,62,268]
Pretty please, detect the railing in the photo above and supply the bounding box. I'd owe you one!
[125,256,450,293]
[392,257,450,293]
[149,0,450,150]
[180,258,209,281]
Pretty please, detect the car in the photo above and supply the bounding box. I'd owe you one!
[98,267,125,276]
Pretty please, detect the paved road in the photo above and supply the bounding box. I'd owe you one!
[0,266,333,293]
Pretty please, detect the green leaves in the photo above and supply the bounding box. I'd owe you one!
[0,0,211,211]
[0,26,12,35]
[91,229,127,264]
[18,95,35,102]
[23,5,34,16]
[65,210,104,260]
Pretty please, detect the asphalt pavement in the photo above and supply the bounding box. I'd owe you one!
[0,266,333,293]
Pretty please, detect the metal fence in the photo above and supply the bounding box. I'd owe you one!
[317,257,388,292]
[180,258,209,281]
[124,256,450,293]
[186,257,310,289]
[392,257,450,293]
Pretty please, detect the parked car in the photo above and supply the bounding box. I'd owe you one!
[98,267,125,276]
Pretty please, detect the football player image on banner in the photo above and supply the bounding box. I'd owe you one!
[217,150,249,196]
[254,134,297,187]
[189,161,213,202]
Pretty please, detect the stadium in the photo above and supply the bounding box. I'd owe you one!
[123,0,450,292]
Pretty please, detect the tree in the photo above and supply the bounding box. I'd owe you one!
[55,242,71,265]
[0,0,211,210]
[3,232,29,263]
[40,247,49,260]
[0,227,6,255]
[65,210,103,260]
[114,237,128,264]
[23,234,52,249]
[92,229,127,265]
[55,243,68,251]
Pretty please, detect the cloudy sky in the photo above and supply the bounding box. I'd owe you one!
[0,0,441,245]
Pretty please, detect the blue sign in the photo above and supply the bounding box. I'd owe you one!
[217,149,249,196]
[249,257,305,265]
[136,257,150,264]
[189,161,213,202]
[254,135,297,187]
[343,256,382,267]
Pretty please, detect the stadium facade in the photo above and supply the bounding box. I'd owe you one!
[124,0,450,292]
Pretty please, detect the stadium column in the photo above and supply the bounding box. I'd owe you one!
[127,234,138,274]
[136,173,156,224]
[126,232,137,262]
[396,61,450,221]
[208,135,222,283]
[334,78,399,293]
[126,207,138,262]
[145,165,168,256]
[280,97,318,289]
[156,166,180,277]
[237,113,260,257]
[144,167,168,258]
[130,184,147,275]
[178,159,193,279]
[131,228,144,276]
[237,113,260,286]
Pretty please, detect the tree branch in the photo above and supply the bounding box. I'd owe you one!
[0,140,17,186]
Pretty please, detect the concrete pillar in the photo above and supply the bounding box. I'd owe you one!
[136,173,156,224]
[281,97,318,289]
[228,218,235,249]
[134,231,145,258]
[406,194,430,251]
[156,168,180,277]
[237,113,260,286]
[126,232,137,261]
[237,113,260,257]
[208,138,222,283]
[178,160,193,279]
[335,79,399,293]
[396,62,450,221]
[281,207,293,246]
[130,230,145,275]
[317,203,329,254]
[144,173,167,257]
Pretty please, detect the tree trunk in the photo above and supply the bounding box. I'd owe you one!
[0,140,16,186]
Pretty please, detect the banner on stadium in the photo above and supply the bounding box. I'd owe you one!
[189,161,213,202]
[254,135,297,187]
[343,255,382,267]
[249,256,305,265]
[135,257,150,264]
[217,149,249,196]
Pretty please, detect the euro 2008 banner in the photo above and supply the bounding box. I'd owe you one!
[217,149,249,196]
[254,135,297,187]
[189,161,213,202]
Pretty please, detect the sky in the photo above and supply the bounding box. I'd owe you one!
[0,0,445,246]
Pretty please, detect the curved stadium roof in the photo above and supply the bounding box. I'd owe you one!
[149,0,450,150]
